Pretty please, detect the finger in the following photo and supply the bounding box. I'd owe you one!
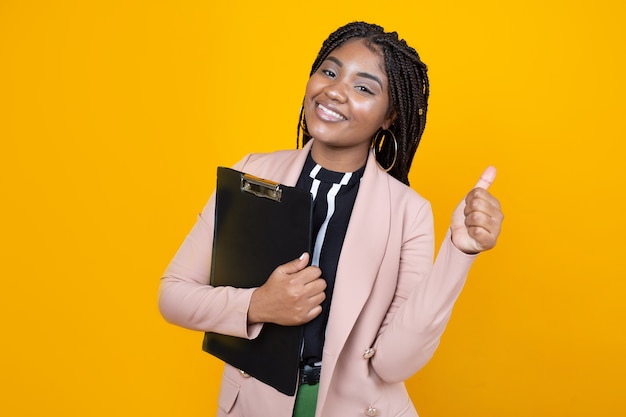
[465,210,499,232]
[306,305,323,321]
[307,288,327,305]
[466,226,497,251]
[465,212,501,248]
[304,276,327,293]
[474,166,497,190]
[464,191,502,217]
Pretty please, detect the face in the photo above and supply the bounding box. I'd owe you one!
[304,38,395,164]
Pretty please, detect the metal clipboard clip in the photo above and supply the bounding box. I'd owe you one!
[241,174,283,202]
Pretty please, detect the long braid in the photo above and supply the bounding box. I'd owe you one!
[298,22,429,186]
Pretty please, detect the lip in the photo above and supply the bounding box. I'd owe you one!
[314,102,347,122]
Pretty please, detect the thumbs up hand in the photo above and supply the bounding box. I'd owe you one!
[450,166,504,254]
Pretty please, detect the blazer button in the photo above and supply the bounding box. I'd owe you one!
[238,369,250,378]
[364,406,379,416]
[362,347,376,359]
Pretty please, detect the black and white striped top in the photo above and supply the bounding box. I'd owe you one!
[296,152,366,365]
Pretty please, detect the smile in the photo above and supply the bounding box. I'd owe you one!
[316,103,347,121]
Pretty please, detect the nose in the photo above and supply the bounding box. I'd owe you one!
[324,82,347,103]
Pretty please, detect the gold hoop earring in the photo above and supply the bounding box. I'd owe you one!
[372,129,398,172]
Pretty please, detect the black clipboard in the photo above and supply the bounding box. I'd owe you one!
[202,166,312,396]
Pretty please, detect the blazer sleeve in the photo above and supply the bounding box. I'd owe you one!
[371,200,477,382]
[158,154,263,339]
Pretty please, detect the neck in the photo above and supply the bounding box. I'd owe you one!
[309,141,369,173]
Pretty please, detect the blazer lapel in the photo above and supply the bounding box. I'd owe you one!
[323,150,391,357]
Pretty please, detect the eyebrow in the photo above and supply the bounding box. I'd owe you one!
[325,56,384,89]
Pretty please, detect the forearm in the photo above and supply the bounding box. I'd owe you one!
[159,275,260,337]
[158,191,262,338]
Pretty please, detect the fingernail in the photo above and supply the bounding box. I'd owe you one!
[299,253,306,260]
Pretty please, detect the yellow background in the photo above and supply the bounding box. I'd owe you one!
[1,0,625,416]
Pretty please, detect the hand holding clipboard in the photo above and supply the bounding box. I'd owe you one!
[248,252,326,326]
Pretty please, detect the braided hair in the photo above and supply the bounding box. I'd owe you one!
[297,21,429,186]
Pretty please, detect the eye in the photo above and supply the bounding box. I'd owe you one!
[321,68,336,78]
[356,85,375,95]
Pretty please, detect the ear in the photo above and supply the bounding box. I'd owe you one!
[382,108,397,130]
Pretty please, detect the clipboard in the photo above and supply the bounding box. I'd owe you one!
[202,166,312,396]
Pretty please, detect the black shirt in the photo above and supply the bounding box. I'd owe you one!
[295,152,366,365]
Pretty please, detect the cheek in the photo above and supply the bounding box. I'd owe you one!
[304,76,322,99]
[354,101,389,126]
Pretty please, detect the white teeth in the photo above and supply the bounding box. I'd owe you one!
[318,104,346,120]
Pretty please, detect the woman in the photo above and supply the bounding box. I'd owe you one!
[159,21,503,417]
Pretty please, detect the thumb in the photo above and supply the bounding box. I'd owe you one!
[474,166,497,190]
[281,252,310,274]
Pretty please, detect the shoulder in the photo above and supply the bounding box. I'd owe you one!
[362,149,428,207]
[247,148,300,166]
[230,146,310,185]
[233,149,300,175]
[385,172,430,210]
[379,178,435,249]
[381,173,435,235]
[361,152,432,218]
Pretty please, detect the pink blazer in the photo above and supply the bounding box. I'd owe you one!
[159,140,477,417]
